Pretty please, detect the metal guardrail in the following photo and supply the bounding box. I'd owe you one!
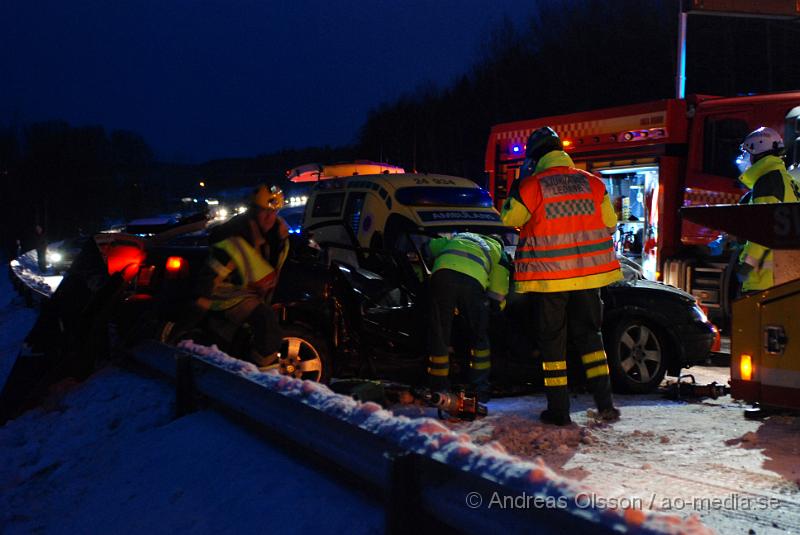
[125,341,649,535]
[8,260,51,306]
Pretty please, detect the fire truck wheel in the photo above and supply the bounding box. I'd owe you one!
[279,323,331,384]
[606,317,668,394]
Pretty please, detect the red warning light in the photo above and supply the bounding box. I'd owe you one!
[165,256,184,272]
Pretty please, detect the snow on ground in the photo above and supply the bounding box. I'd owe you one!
[2,252,707,535]
[180,341,711,534]
[0,366,384,534]
[3,258,796,534]
[396,368,800,535]
[0,265,40,394]
[0,266,383,535]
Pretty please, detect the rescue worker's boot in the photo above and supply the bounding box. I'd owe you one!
[541,386,571,426]
[540,408,572,426]
[469,348,491,403]
[581,350,620,422]
[541,357,571,425]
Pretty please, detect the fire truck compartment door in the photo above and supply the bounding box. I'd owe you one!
[758,282,800,410]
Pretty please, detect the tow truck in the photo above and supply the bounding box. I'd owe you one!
[486,92,800,330]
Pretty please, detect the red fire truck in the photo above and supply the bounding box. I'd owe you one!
[485,93,800,328]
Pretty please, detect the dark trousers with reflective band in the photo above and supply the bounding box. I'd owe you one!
[224,297,283,368]
[526,288,613,416]
[428,269,491,393]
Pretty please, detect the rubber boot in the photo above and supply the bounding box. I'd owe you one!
[589,376,620,422]
[541,387,571,425]
[589,375,615,411]
[469,369,490,403]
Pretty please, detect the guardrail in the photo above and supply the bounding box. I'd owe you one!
[8,259,52,307]
[126,340,651,535]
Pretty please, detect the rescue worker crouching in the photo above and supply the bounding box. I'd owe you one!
[426,233,511,402]
[166,184,290,370]
[735,127,800,292]
[501,126,622,426]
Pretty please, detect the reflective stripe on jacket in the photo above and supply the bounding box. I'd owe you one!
[501,150,621,292]
[210,236,277,310]
[429,233,510,301]
[738,155,800,291]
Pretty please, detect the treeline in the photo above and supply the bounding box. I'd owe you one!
[356,0,800,181]
[0,121,155,254]
[3,0,800,254]
[0,123,360,254]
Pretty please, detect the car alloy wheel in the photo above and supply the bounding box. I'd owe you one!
[606,317,669,394]
[618,323,663,385]
[279,335,324,382]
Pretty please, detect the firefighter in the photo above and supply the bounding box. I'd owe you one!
[735,127,800,292]
[501,127,622,426]
[426,232,510,402]
[165,184,290,369]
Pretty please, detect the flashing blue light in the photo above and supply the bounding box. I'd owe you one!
[288,227,301,234]
[512,145,522,154]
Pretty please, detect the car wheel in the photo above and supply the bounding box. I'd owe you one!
[606,317,668,394]
[279,323,331,383]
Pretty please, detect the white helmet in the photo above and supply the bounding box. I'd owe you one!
[740,127,785,156]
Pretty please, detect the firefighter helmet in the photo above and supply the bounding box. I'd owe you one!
[740,127,785,157]
[520,127,563,179]
[252,184,284,211]
[525,127,563,162]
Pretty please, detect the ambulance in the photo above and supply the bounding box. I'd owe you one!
[302,173,507,251]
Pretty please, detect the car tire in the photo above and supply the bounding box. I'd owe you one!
[280,323,331,384]
[606,317,668,394]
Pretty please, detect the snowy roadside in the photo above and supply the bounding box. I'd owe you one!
[179,341,712,534]
[2,259,796,534]
[0,366,385,534]
[394,369,800,535]
[0,267,384,535]
[0,265,39,400]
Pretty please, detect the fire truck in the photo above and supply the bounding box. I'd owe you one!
[485,93,800,329]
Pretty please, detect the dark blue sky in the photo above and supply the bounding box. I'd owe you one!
[2,0,536,163]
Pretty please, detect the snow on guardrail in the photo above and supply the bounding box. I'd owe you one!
[177,340,712,535]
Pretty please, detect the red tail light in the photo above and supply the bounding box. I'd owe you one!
[107,243,145,282]
[166,256,184,272]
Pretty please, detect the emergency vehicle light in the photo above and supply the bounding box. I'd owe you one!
[620,128,668,142]
[166,256,184,272]
[740,354,753,381]
[511,145,522,154]
[562,139,573,148]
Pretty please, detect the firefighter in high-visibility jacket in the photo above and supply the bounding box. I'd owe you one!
[735,127,800,292]
[501,127,622,425]
[166,184,290,369]
[426,233,510,401]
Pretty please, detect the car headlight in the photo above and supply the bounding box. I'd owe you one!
[690,304,708,323]
[47,250,63,264]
